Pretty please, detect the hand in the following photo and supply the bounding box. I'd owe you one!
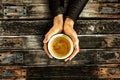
[43,14,63,58]
[63,18,80,62]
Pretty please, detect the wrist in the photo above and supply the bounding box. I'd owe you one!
[64,17,74,28]
[53,14,63,26]
[52,14,63,32]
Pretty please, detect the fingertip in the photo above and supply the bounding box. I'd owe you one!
[64,58,69,62]
[46,50,53,59]
[46,52,53,59]
[49,56,53,59]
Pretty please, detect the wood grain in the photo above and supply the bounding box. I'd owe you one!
[0,20,120,36]
[0,65,120,79]
[0,66,26,80]
[0,0,120,19]
[0,49,120,66]
[1,0,120,4]
[27,65,120,79]
[0,0,120,79]
[0,35,119,49]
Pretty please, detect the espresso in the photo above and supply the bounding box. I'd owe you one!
[51,36,71,58]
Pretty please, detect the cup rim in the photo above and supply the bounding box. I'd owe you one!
[48,34,73,59]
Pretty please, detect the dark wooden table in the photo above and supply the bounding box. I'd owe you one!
[0,0,120,80]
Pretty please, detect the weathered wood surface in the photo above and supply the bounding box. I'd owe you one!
[27,65,120,79]
[0,20,120,78]
[1,0,120,4]
[0,34,119,50]
[0,0,120,79]
[0,50,120,66]
[0,65,120,79]
[0,0,120,19]
[0,66,26,80]
[0,20,120,36]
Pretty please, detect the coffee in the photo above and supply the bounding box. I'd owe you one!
[48,34,73,59]
[51,36,71,58]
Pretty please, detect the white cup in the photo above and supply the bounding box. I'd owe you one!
[48,34,73,59]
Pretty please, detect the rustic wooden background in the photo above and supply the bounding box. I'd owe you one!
[0,0,120,80]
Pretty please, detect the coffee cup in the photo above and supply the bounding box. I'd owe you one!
[48,34,73,59]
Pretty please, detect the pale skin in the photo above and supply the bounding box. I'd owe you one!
[43,14,80,62]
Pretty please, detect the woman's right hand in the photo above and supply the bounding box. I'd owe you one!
[43,14,63,58]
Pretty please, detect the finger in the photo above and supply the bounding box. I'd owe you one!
[64,58,69,62]
[69,37,80,60]
[70,34,79,46]
[43,34,51,43]
[43,43,53,59]
[65,36,80,62]
[67,37,79,61]
[65,45,80,62]
[65,30,78,45]
[43,30,57,43]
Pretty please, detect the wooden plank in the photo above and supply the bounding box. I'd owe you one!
[2,0,120,4]
[1,0,48,4]
[27,66,98,79]
[80,3,120,18]
[27,65,120,79]
[0,2,120,19]
[0,49,120,66]
[0,36,43,49]
[1,20,51,36]
[49,50,120,65]
[0,65,120,79]
[76,20,120,34]
[0,66,26,80]
[79,34,120,49]
[1,20,120,36]
[0,34,119,49]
